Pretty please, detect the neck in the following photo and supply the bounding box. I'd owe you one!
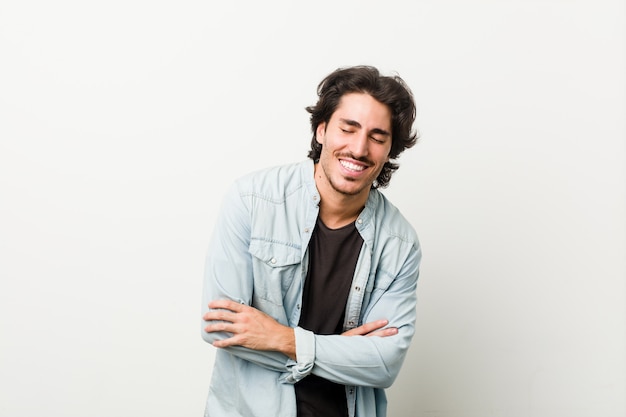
[318,202,363,229]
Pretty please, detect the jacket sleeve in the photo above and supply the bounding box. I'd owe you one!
[201,183,314,380]
[293,242,421,388]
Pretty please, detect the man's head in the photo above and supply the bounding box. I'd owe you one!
[307,65,418,189]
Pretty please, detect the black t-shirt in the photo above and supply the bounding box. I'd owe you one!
[295,218,363,417]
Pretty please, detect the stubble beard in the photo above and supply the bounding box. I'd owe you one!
[320,154,377,197]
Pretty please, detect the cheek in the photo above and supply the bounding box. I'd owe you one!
[384,144,392,160]
[376,146,391,163]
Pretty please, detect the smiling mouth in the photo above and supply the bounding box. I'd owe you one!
[340,159,367,172]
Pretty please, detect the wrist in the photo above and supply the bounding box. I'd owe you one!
[276,326,296,360]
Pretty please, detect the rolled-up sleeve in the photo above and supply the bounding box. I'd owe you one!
[281,326,316,383]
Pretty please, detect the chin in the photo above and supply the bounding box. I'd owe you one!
[332,180,369,196]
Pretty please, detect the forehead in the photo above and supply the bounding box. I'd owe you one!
[331,93,392,130]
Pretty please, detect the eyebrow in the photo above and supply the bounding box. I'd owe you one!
[339,118,391,137]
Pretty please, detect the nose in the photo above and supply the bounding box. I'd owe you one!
[350,132,369,158]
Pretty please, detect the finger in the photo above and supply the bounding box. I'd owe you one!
[203,309,238,323]
[208,299,244,312]
[212,334,242,348]
[204,320,237,334]
[365,327,398,338]
[342,319,389,336]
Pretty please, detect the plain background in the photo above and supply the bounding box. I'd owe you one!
[1,1,624,416]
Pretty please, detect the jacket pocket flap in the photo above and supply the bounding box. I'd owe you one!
[249,239,301,267]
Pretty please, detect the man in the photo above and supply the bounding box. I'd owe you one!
[201,65,421,417]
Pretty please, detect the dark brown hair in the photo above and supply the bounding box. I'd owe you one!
[306,65,418,188]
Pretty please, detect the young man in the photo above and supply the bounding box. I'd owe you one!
[201,65,421,417]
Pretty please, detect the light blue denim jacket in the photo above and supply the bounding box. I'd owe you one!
[201,160,421,417]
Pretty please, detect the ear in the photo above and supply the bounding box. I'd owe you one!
[315,122,326,145]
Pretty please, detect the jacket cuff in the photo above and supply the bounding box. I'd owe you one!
[282,326,315,384]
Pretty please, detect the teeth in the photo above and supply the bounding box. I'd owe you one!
[340,160,365,172]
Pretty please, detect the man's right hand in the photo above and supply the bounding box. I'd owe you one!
[342,319,398,337]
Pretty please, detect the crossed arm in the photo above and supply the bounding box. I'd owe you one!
[203,299,398,360]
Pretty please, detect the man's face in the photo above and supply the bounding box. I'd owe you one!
[315,92,392,199]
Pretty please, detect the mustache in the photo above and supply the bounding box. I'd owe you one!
[336,153,374,166]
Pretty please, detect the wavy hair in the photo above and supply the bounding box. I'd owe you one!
[306,65,418,188]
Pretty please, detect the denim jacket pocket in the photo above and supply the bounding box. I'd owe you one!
[248,239,301,311]
[362,266,397,316]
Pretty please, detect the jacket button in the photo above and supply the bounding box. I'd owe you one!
[270,258,277,264]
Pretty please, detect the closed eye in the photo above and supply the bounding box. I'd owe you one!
[370,136,385,144]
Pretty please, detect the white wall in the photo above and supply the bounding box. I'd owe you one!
[1,1,623,416]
